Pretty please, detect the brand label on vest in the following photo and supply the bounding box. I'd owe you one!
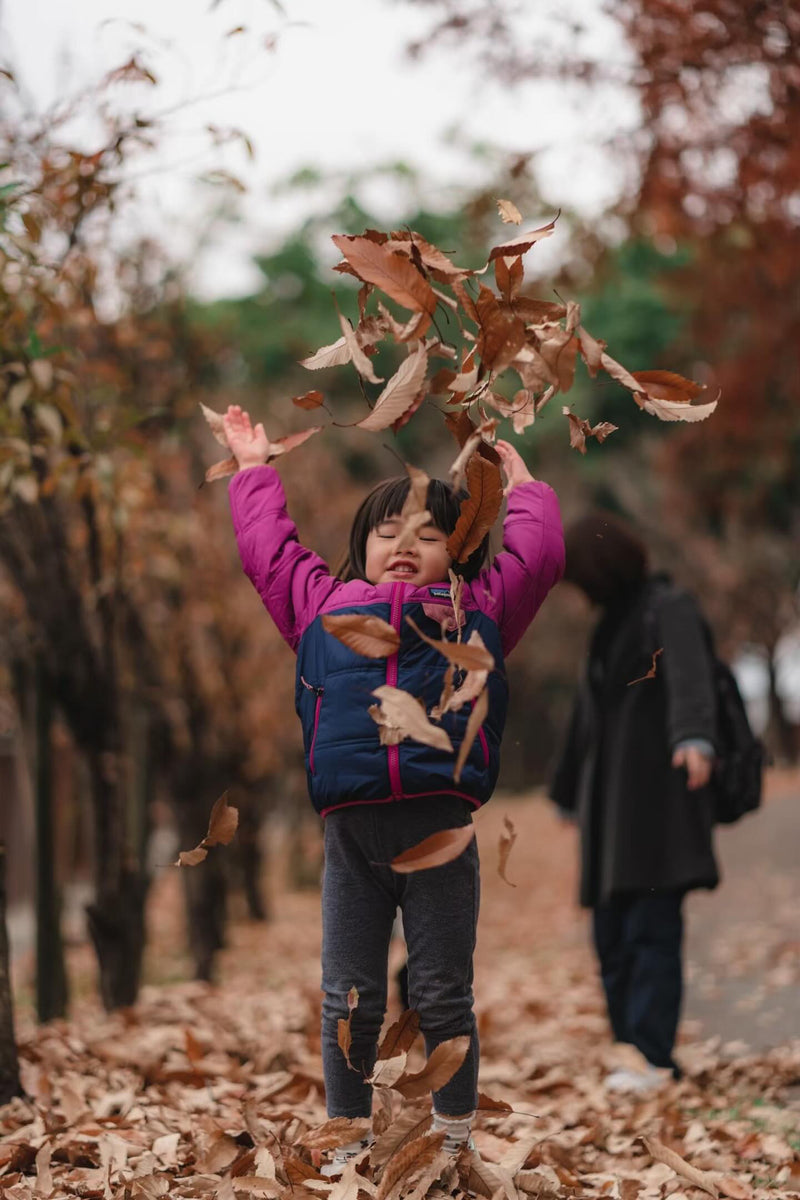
[427,587,451,598]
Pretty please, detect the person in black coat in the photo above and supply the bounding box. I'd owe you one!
[551,512,719,1093]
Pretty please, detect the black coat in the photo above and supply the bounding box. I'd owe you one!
[552,576,720,907]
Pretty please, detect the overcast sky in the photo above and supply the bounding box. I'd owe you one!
[1,0,639,297]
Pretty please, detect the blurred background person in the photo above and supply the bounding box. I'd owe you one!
[551,512,718,1094]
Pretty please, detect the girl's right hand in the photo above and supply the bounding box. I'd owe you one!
[222,405,270,469]
[495,439,536,492]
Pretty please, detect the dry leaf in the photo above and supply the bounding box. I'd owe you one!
[375,1131,447,1200]
[577,326,607,377]
[176,792,238,866]
[498,815,517,887]
[377,1009,421,1060]
[356,344,428,433]
[446,456,504,564]
[453,690,489,783]
[300,337,351,370]
[497,199,523,225]
[640,1137,719,1199]
[370,685,453,753]
[338,311,383,384]
[392,1036,471,1098]
[369,1054,409,1089]
[322,614,400,659]
[405,616,494,673]
[332,235,438,315]
[371,1103,434,1169]
[337,986,359,1071]
[292,390,325,410]
[562,407,618,454]
[298,1118,372,1151]
[627,647,663,686]
[487,214,559,262]
[390,827,476,877]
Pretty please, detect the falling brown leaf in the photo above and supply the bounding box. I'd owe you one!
[476,1091,514,1113]
[322,613,400,658]
[390,827,476,876]
[337,986,359,1071]
[370,685,453,752]
[356,343,428,433]
[377,1010,421,1061]
[292,390,325,410]
[338,310,383,384]
[498,815,517,887]
[577,326,607,377]
[497,199,523,225]
[176,792,239,866]
[332,235,438,315]
[487,213,559,262]
[370,1103,434,1169]
[298,1117,372,1151]
[369,1053,409,1089]
[640,1137,719,1199]
[494,254,524,303]
[392,1036,472,1098]
[562,407,618,454]
[453,690,489,784]
[406,616,494,673]
[446,456,504,564]
[375,1131,448,1200]
[300,336,352,370]
[387,230,470,284]
[627,647,663,686]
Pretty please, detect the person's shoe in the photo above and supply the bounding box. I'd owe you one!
[604,1064,670,1095]
[319,1136,373,1177]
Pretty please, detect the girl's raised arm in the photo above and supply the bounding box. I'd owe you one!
[229,464,339,652]
[475,441,565,656]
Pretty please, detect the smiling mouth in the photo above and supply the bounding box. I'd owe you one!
[388,560,418,576]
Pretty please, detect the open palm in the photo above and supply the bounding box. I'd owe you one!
[222,405,270,469]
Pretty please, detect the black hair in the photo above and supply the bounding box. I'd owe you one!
[563,511,649,607]
[338,475,490,583]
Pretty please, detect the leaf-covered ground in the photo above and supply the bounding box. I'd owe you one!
[2,783,799,1200]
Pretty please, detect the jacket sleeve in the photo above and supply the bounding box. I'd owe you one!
[228,465,340,652]
[474,480,565,656]
[655,589,717,751]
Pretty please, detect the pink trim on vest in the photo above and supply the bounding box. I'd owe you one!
[320,789,483,819]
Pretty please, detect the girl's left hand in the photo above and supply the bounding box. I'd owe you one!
[495,440,536,492]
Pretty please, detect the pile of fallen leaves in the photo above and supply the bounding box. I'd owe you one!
[4,797,799,1200]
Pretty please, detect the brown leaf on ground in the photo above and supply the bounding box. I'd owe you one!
[377,1010,421,1061]
[375,1130,447,1200]
[390,828,476,877]
[453,690,489,783]
[356,343,428,433]
[332,235,438,315]
[392,1036,472,1098]
[405,616,494,673]
[446,456,504,564]
[176,792,239,866]
[322,613,401,659]
[292,390,325,410]
[370,685,453,753]
[498,815,517,887]
[627,647,663,686]
[497,199,523,225]
[641,1136,719,1198]
[370,1102,434,1169]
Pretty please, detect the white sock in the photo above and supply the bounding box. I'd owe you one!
[432,1111,475,1153]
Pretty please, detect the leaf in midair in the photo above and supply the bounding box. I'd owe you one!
[537,327,579,393]
[640,1137,719,1199]
[176,792,239,866]
[513,297,567,325]
[205,455,239,483]
[370,1102,433,1169]
[632,370,719,422]
[406,616,494,673]
[369,1053,409,1089]
[395,510,432,554]
[378,1009,421,1061]
[300,336,351,371]
[356,343,428,433]
[449,569,464,633]
[498,815,517,887]
[391,1035,471,1097]
[475,286,527,375]
[494,254,524,303]
[370,685,453,753]
[375,301,431,344]
[270,426,323,457]
[476,1091,514,1114]
[375,1132,448,1200]
[337,986,359,1071]
[200,403,321,481]
[390,827,476,877]
[338,310,383,384]
[431,663,456,720]
[332,235,438,315]
[447,456,504,564]
[386,230,470,283]
[200,401,230,448]
[487,213,559,262]
[577,326,607,377]
[627,647,663,686]
[322,613,401,658]
[298,1117,372,1151]
[292,390,325,411]
[497,199,523,225]
[453,690,489,783]
[562,407,618,454]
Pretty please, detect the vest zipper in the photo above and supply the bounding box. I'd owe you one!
[386,583,404,798]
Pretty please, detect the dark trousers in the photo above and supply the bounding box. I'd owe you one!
[321,797,480,1118]
[592,889,685,1073]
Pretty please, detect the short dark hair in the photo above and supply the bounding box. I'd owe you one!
[339,475,490,583]
[563,511,648,605]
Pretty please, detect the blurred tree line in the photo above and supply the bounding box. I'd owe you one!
[1,0,798,1100]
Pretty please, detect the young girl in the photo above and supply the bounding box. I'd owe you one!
[223,404,564,1170]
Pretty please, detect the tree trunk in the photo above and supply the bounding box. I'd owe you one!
[236,795,268,922]
[174,787,229,983]
[33,662,69,1022]
[767,654,796,765]
[0,844,22,1106]
[84,753,147,1011]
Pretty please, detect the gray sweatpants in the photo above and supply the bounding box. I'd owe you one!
[321,796,480,1118]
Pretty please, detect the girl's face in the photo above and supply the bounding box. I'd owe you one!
[364,515,453,586]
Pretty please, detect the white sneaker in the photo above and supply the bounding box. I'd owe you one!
[604,1065,669,1095]
[319,1136,374,1177]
